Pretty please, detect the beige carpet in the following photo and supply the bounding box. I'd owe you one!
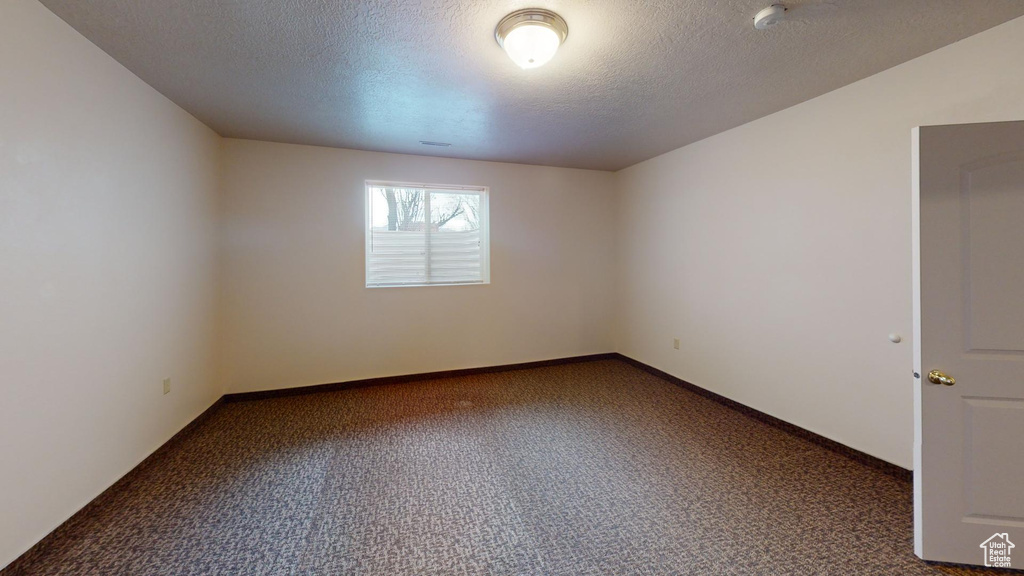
[3,360,1007,575]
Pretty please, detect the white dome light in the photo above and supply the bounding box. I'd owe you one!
[753,4,787,30]
[495,9,568,70]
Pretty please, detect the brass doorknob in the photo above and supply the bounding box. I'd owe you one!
[927,370,956,386]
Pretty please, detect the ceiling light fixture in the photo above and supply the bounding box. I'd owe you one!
[495,8,568,69]
[419,141,452,147]
[753,4,787,30]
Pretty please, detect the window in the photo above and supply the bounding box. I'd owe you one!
[365,181,490,287]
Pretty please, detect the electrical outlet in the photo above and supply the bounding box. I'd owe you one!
[163,378,171,395]
[673,338,680,350]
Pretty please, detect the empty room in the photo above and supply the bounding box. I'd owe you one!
[3,0,1024,574]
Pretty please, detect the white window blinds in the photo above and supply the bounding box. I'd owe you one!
[365,182,490,287]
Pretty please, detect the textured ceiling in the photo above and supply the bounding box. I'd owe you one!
[38,0,1024,171]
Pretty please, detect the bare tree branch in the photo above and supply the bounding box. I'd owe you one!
[381,188,467,231]
[433,199,464,229]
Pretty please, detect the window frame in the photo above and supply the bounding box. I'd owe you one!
[364,180,491,288]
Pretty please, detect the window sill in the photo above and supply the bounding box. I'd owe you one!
[365,281,490,289]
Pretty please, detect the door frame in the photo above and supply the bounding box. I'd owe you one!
[911,126,924,557]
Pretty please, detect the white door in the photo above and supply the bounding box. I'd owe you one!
[913,120,1024,569]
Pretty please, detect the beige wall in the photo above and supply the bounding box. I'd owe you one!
[220,139,616,393]
[614,16,1024,469]
[0,0,223,568]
